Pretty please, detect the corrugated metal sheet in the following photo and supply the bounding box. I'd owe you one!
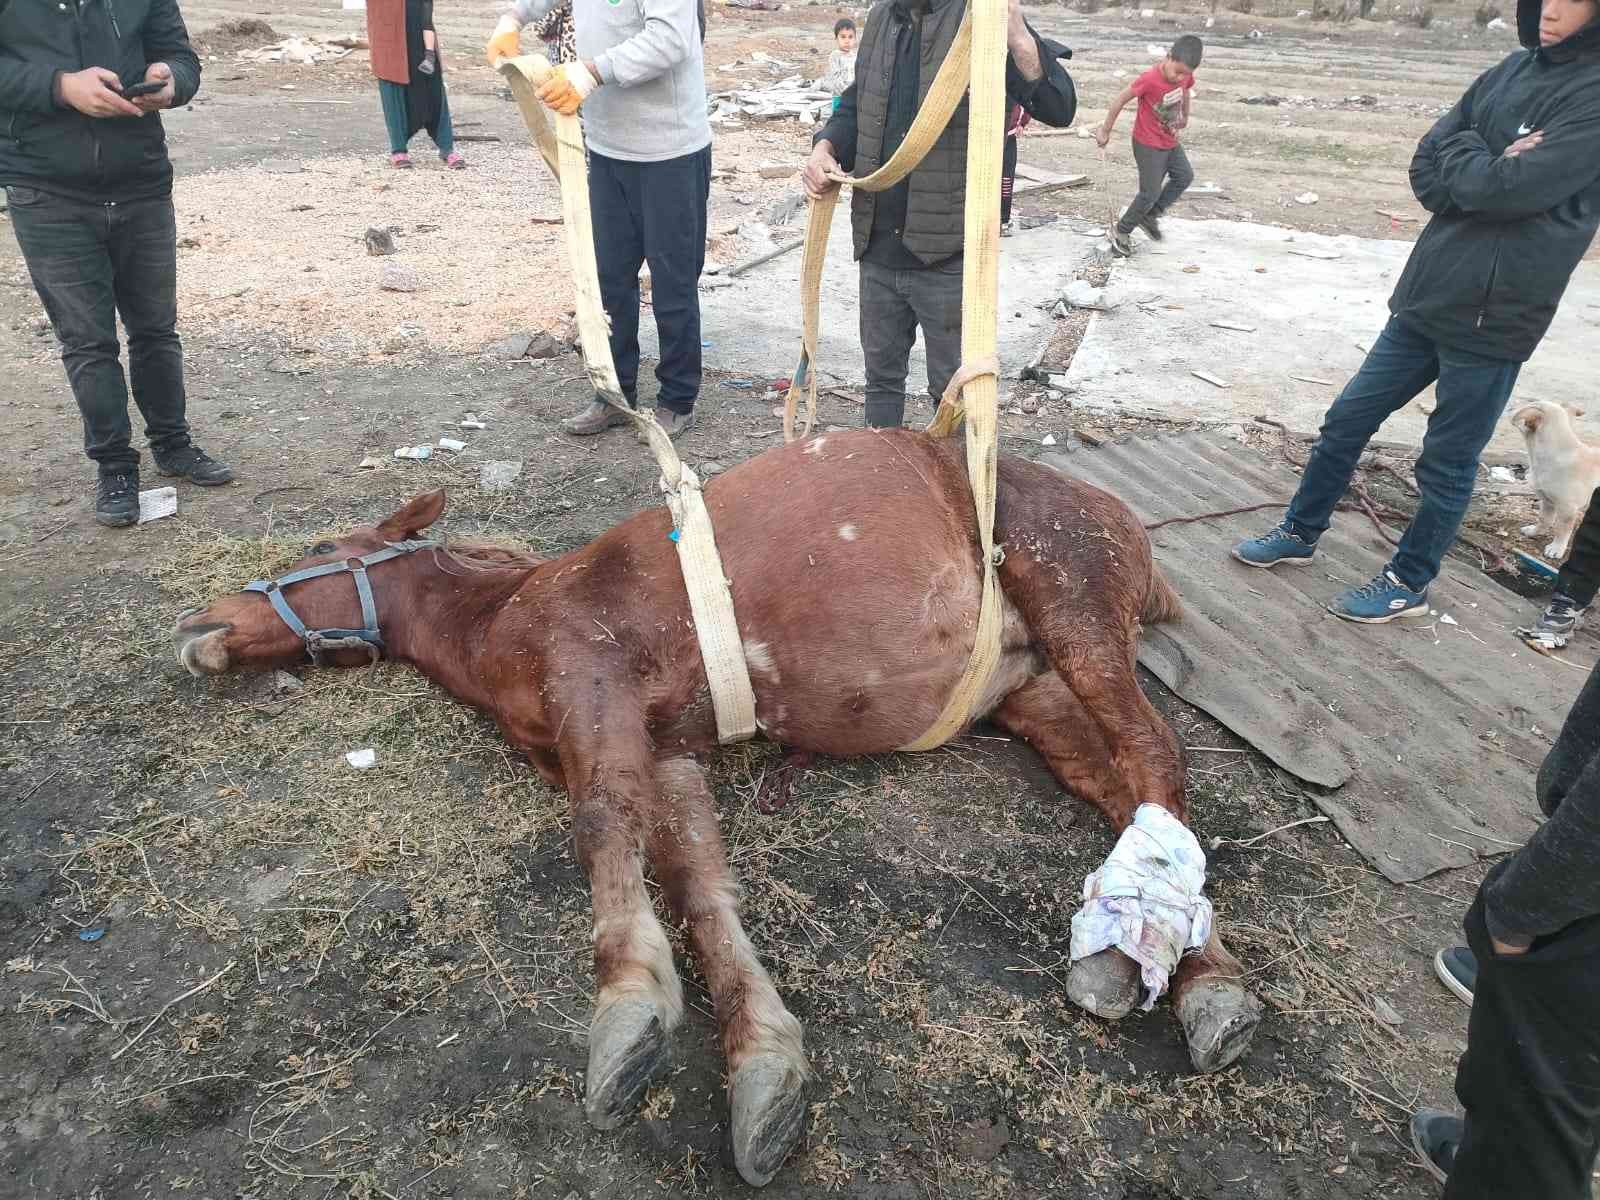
[1052,431,1593,883]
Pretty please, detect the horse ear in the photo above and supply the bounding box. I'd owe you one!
[1512,405,1542,433]
[1565,402,1587,419]
[377,490,447,540]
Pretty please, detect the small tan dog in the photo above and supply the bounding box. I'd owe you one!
[1510,400,1600,561]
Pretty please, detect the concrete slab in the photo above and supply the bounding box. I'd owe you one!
[641,202,1103,391]
[1065,218,1600,458]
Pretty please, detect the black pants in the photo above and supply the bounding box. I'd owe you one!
[1447,880,1600,1200]
[6,187,190,473]
[587,146,711,415]
[1117,138,1194,236]
[1556,487,1600,608]
[858,257,962,429]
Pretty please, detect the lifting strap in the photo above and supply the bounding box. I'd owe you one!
[788,0,1009,752]
[497,55,758,745]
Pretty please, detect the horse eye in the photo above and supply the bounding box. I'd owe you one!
[309,541,337,556]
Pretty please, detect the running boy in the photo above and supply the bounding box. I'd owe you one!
[822,18,857,113]
[1095,35,1202,256]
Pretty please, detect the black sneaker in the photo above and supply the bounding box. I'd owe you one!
[1433,945,1475,1006]
[155,444,234,486]
[1410,1108,1462,1185]
[1109,229,1134,258]
[1139,212,1164,241]
[95,469,140,528]
[1518,592,1587,654]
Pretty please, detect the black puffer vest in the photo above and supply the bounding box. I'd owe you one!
[850,0,968,264]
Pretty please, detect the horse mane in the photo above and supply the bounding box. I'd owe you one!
[429,537,545,575]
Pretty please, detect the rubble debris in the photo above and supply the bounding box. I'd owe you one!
[137,487,178,524]
[709,78,832,124]
[237,35,364,65]
[364,227,397,256]
[480,460,524,492]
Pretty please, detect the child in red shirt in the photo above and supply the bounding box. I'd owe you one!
[1094,35,1202,256]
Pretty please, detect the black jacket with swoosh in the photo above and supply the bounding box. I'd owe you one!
[1392,0,1600,362]
[0,0,201,203]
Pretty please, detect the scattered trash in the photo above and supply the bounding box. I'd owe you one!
[363,227,397,256]
[137,487,178,524]
[1249,28,1264,38]
[480,460,523,492]
[394,445,433,461]
[709,78,831,124]
[1489,465,1519,483]
[1295,192,1320,205]
[78,928,106,943]
[1514,550,1559,580]
[437,437,467,452]
[1487,15,1507,27]
[358,455,383,469]
[1146,43,1165,56]
[272,670,303,696]
[1042,433,1058,446]
[346,748,377,770]
[1372,996,1404,1027]
[701,460,727,476]
[460,413,487,429]
[237,35,364,65]
[1375,209,1419,223]
[1182,265,1201,274]
[1440,613,1460,627]
[1191,370,1230,389]
[1240,95,1285,106]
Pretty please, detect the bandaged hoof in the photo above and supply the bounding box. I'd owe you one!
[1067,948,1143,1019]
[730,1052,808,1187]
[1176,978,1262,1074]
[585,998,671,1130]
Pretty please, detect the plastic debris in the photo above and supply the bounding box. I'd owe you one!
[394,445,432,460]
[1042,433,1058,446]
[357,456,383,469]
[480,460,523,492]
[346,748,377,770]
[1295,191,1319,205]
[78,928,106,943]
[137,487,178,524]
[437,437,467,452]
[1488,465,1519,483]
[1440,613,1460,626]
[460,413,487,429]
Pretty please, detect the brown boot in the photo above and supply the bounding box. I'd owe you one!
[561,399,631,436]
[650,407,696,440]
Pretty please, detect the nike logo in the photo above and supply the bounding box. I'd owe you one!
[1518,122,1533,135]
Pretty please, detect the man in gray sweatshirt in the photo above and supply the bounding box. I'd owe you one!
[1411,656,1600,1197]
[489,0,710,438]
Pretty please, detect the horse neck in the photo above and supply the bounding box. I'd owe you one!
[381,552,535,709]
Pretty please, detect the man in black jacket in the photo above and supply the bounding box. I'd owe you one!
[799,0,1074,429]
[1,0,231,528]
[1232,0,1600,623]
[1411,651,1600,1198]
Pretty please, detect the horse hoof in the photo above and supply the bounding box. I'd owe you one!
[1067,949,1143,1020]
[729,1053,808,1187]
[1177,979,1263,1074]
[585,998,671,1130]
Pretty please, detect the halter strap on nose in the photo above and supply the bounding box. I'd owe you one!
[242,538,439,666]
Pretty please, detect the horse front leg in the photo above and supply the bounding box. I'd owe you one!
[562,740,684,1130]
[648,758,808,1187]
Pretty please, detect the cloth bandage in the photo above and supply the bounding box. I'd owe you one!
[1068,803,1213,1010]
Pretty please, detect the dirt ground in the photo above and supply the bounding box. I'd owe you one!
[0,3,1581,1198]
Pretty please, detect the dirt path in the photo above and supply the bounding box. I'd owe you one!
[0,5,1568,1198]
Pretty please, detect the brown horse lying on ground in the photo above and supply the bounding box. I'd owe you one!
[174,427,1261,1187]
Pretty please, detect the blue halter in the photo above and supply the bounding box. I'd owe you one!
[241,538,439,666]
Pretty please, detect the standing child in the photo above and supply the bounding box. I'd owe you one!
[1094,35,1202,256]
[822,18,857,113]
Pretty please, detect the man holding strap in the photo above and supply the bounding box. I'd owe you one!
[488,0,709,440]
[799,0,1074,430]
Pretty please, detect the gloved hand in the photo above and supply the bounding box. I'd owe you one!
[416,48,437,76]
[486,24,521,67]
[536,61,599,115]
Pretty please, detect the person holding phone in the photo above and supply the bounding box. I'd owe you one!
[0,0,233,529]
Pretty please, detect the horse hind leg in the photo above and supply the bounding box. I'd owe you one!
[993,672,1261,1073]
[647,758,808,1187]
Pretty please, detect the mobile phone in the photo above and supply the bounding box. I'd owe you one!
[118,80,165,99]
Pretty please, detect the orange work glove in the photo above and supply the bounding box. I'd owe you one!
[536,62,599,115]
[485,28,521,67]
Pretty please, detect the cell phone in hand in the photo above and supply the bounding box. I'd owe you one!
[118,80,166,99]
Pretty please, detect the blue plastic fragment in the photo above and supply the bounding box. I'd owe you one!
[1514,550,1559,580]
[78,928,105,942]
[669,529,681,543]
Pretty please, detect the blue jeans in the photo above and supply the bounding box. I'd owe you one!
[6,187,190,473]
[1284,317,1520,590]
[588,146,711,416]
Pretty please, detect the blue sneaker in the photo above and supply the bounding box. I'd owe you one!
[1328,569,1429,624]
[1433,945,1475,1007]
[1231,524,1317,569]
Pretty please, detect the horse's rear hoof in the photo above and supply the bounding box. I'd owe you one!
[729,1053,808,1187]
[585,998,671,1130]
[1177,978,1262,1074]
[1067,949,1142,1020]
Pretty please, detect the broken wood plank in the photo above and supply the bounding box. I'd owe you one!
[1290,374,1336,386]
[1014,175,1091,197]
[1191,370,1230,389]
[1015,163,1078,185]
[707,235,805,277]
